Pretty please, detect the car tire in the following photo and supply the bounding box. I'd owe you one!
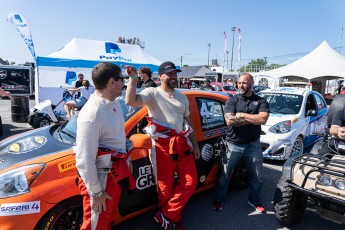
[232,157,249,189]
[32,115,50,128]
[273,177,307,225]
[290,136,304,158]
[35,196,83,230]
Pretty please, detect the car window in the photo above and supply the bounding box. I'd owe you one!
[305,94,317,113]
[313,93,326,110]
[196,97,226,131]
[258,92,302,114]
[222,85,237,91]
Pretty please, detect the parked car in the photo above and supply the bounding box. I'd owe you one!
[0,90,247,229]
[257,87,328,160]
[252,85,270,94]
[211,82,238,96]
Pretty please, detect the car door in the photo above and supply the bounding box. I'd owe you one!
[304,92,328,146]
[189,94,229,190]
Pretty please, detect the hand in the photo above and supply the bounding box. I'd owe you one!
[123,65,138,77]
[338,127,345,140]
[192,146,201,160]
[91,191,112,213]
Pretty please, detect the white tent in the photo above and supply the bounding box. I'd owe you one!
[254,41,345,93]
[36,38,162,113]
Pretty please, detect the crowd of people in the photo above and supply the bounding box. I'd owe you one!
[64,62,345,230]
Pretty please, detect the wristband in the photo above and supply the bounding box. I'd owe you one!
[130,75,138,79]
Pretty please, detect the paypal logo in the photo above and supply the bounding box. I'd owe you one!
[14,14,23,23]
[105,42,121,54]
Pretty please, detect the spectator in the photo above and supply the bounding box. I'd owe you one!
[201,80,215,91]
[75,73,84,99]
[64,80,95,119]
[213,73,269,213]
[125,61,200,230]
[138,66,157,89]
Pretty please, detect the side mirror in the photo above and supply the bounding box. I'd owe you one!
[130,133,152,149]
[306,109,318,117]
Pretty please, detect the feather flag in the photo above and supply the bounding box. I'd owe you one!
[238,27,241,61]
[7,12,37,61]
[224,31,227,56]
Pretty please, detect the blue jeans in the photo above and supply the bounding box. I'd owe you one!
[214,139,263,204]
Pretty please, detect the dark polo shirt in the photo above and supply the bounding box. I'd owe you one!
[141,78,157,89]
[224,93,268,143]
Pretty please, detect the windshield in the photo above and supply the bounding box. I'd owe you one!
[258,92,303,114]
[59,91,141,140]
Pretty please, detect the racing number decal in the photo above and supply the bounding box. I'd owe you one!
[200,102,215,117]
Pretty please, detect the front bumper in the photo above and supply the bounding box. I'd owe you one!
[261,130,298,160]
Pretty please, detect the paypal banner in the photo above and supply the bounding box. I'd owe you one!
[7,12,37,61]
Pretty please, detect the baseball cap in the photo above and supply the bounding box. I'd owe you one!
[158,61,182,74]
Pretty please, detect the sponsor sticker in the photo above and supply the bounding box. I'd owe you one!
[136,165,156,190]
[0,201,40,216]
[58,159,76,172]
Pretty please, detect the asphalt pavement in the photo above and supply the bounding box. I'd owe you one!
[0,96,35,141]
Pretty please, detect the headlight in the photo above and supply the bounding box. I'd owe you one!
[268,120,291,134]
[335,179,345,190]
[319,175,332,186]
[0,164,45,198]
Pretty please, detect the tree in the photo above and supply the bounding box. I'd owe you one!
[239,58,285,72]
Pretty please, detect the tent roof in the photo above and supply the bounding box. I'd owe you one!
[37,38,162,72]
[256,41,345,79]
[179,66,214,78]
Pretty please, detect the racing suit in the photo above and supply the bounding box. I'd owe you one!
[75,94,134,230]
[143,118,197,223]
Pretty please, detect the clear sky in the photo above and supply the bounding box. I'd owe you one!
[1,0,345,68]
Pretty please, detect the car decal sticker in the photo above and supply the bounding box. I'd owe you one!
[136,165,156,190]
[0,201,40,216]
[58,159,76,172]
[201,144,213,161]
[1,136,47,155]
[203,126,229,138]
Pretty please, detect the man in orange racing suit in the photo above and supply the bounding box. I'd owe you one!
[125,61,201,230]
[75,62,135,230]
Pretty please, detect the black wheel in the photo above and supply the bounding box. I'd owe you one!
[33,115,51,128]
[27,113,35,126]
[289,136,304,158]
[35,196,83,230]
[273,177,307,225]
[232,158,249,189]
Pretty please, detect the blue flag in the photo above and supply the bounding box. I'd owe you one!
[7,12,37,61]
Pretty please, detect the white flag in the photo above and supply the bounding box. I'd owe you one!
[7,12,37,61]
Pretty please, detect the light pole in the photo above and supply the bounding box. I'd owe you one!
[226,51,229,70]
[230,26,237,72]
[207,43,211,66]
[180,53,192,67]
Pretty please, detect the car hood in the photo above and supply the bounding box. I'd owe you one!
[0,126,73,170]
[264,113,297,126]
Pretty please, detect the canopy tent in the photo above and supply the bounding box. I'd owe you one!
[253,41,345,94]
[35,38,162,112]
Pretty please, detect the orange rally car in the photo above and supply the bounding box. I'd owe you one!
[0,90,248,229]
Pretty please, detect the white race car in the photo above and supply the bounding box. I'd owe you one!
[257,87,328,160]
